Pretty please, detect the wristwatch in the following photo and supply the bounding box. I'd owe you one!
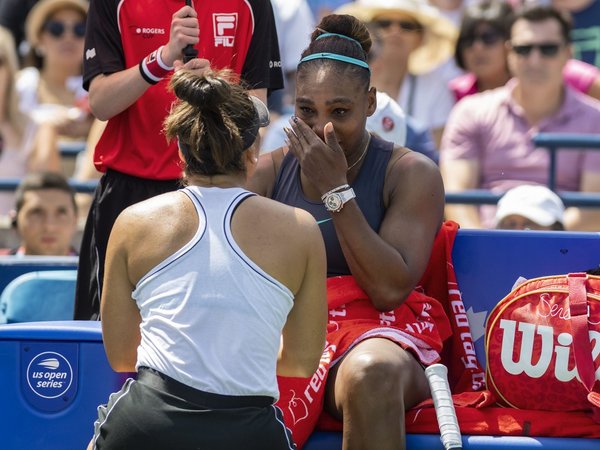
[323,188,356,213]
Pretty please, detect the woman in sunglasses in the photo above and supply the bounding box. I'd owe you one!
[337,0,460,149]
[0,25,62,216]
[450,0,600,102]
[17,0,92,142]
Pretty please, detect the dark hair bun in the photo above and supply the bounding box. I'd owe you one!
[171,71,232,111]
[312,14,371,55]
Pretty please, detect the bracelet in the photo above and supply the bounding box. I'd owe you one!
[139,46,174,85]
[321,184,350,202]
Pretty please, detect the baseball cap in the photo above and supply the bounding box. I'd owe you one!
[250,96,270,128]
[241,96,270,149]
[495,185,565,227]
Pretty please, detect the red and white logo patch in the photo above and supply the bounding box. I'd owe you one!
[212,13,237,47]
[382,116,395,132]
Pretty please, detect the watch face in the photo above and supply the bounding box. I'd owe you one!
[325,193,342,212]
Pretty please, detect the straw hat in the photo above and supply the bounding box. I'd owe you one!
[336,0,458,74]
[25,0,88,48]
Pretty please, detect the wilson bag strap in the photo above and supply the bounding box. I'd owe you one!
[568,273,600,416]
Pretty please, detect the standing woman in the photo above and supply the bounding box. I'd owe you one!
[248,14,450,450]
[90,69,327,450]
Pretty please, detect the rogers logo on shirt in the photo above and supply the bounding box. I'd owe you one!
[130,25,166,39]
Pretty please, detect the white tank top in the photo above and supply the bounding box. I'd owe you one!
[134,186,294,399]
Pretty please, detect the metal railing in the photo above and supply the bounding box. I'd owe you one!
[532,133,600,192]
[2,133,600,206]
[58,141,86,157]
[0,178,98,193]
[446,132,600,208]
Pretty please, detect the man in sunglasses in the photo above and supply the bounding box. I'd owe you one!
[441,4,600,232]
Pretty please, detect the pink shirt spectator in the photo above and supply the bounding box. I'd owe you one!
[441,79,600,227]
[449,59,600,102]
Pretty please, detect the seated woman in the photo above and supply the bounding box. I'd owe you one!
[89,69,327,450]
[247,14,450,450]
[19,0,92,142]
[0,25,61,216]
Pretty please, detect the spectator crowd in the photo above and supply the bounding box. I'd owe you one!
[0,0,599,246]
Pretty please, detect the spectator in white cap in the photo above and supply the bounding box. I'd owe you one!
[495,185,566,231]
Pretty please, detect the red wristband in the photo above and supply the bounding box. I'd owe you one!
[139,46,173,85]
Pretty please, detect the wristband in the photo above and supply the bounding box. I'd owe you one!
[139,46,174,85]
[321,184,350,202]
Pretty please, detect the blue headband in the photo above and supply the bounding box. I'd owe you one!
[299,52,370,72]
[316,32,364,50]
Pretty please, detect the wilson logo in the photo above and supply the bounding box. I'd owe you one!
[499,319,600,382]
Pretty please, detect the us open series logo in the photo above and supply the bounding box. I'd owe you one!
[26,351,73,399]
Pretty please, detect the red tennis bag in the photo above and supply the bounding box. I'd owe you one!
[485,273,600,419]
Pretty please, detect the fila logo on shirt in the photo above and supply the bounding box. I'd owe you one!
[213,13,237,47]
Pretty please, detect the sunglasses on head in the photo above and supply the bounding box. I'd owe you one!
[462,30,503,48]
[511,42,563,57]
[43,20,86,38]
[374,19,423,32]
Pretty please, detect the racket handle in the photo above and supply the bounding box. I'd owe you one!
[183,0,198,63]
[424,364,462,450]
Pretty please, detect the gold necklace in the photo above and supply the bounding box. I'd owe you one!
[346,133,371,172]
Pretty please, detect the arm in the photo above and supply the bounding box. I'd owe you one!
[564,171,600,231]
[441,158,482,228]
[439,98,485,228]
[87,68,150,121]
[100,212,141,372]
[432,126,444,151]
[27,123,61,173]
[333,153,445,311]
[286,119,444,310]
[88,5,203,120]
[278,212,327,377]
[586,76,600,101]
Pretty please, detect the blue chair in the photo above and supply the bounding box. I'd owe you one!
[0,270,77,324]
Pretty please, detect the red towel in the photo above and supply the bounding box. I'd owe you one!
[278,221,600,448]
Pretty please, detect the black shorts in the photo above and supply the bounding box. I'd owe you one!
[92,368,296,450]
[74,170,180,320]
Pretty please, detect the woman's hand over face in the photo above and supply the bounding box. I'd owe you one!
[284,117,349,195]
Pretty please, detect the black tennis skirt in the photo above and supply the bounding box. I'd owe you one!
[91,367,296,450]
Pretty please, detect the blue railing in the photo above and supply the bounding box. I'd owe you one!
[2,133,600,206]
[532,132,600,191]
[445,132,600,207]
[58,141,86,157]
[0,178,98,193]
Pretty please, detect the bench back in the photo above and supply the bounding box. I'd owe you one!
[0,256,78,294]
